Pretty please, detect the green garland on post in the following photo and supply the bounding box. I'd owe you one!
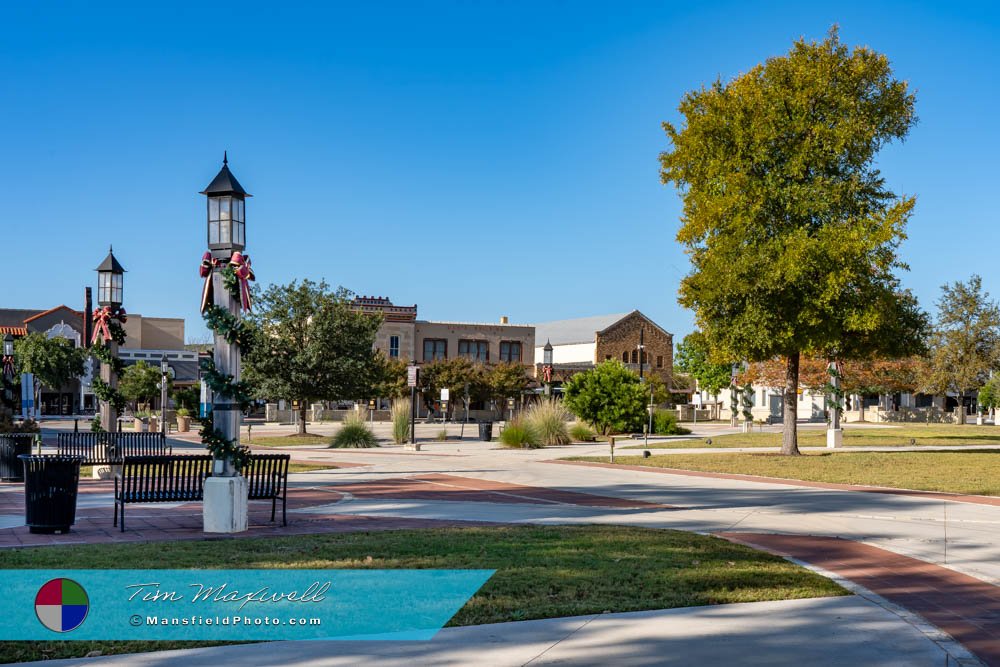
[199,256,255,471]
[92,317,128,415]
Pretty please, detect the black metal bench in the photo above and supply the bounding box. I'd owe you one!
[113,453,290,532]
[0,434,35,481]
[57,432,170,466]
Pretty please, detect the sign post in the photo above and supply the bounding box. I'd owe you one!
[407,365,419,445]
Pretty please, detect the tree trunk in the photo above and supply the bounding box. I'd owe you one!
[297,404,307,435]
[782,352,800,455]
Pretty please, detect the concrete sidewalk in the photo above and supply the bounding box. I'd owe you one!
[13,597,971,667]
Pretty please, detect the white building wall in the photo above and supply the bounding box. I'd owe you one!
[535,342,595,364]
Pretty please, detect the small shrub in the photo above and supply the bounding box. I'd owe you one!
[436,429,449,441]
[330,413,379,448]
[90,415,103,433]
[390,399,411,444]
[653,410,691,435]
[175,407,191,418]
[499,417,541,448]
[523,399,571,446]
[569,422,596,442]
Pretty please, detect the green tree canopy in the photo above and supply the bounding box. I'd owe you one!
[563,360,646,435]
[119,361,163,411]
[243,280,382,434]
[920,275,1000,399]
[482,363,531,417]
[14,333,88,410]
[660,28,925,454]
[675,331,733,396]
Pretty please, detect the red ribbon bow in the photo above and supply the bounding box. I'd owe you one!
[91,306,126,345]
[229,252,255,312]
[199,251,255,313]
[1,355,14,380]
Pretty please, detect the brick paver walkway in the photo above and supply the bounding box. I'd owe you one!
[0,471,663,548]
[551,459,1000,507]
[720,532,1000,666]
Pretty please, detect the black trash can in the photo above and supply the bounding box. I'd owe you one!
[19,455,84,534]
[0,434,34,482]
[478,422,494,441]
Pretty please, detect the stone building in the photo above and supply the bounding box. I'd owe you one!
[532,311,674,387]
[0,301,192,416]
[351,296,535,367]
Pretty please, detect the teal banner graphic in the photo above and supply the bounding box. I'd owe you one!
[2,569,494,640]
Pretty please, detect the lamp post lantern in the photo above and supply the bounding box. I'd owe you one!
[160,354,169,436]
[542,339,553,396]
[202,151,249,261]
[94,247,125,433]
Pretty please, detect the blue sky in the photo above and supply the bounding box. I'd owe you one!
[2,1,998,343]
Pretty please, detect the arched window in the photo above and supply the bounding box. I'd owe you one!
[631,350,638,364]
[622,351,629,362]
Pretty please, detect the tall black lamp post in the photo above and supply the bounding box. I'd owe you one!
[95,247,125,433]
[2,333,14,410]
[637,328,645,382]
[200,153,252,533]
[542,339,553,396]
[160,354,169,436]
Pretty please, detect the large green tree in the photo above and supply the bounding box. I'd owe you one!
[675,331,733,397]
[243,280,382,434]
[14,333,88,413]
[920,275,1000,406]
[119,361,164,412]
[660,28,925,454]
[563,361,646,435]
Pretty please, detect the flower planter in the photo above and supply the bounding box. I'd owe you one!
[177,416,191,432]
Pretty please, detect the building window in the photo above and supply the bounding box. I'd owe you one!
[423,339,446,361]
[389,336,400,358]
[622,351,628,362]
[656,355,663,368]
[605,354,612,361]
[631,350,638,364]
[499,341,522,363]
[458,340,489,362]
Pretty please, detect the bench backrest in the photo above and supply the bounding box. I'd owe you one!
[118,455,213,501]
[58,432,170,463]
[243,454,290,500]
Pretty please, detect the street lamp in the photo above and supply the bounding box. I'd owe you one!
[542,339,553,396]
[94,246,125,432]
[201,151,249,260]
[160,354,169,436]
[637,328,645,382]
[2,333,13,409]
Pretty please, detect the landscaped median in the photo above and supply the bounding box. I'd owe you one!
[0,525,845,663]
[570,450,1000,496]
[625,424,1000,449]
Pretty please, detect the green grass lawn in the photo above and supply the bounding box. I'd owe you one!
[0,525,844,664]
[625,424,1000,449]
[574,450,1000,496]
[246,434,330,447]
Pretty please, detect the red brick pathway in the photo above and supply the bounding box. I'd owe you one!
[720,532,1000,666]
[550,459,1000,507]
[335,473,669,509]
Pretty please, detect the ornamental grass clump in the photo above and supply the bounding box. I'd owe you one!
[569,422,596,442]
[523,399,571,446]
[390,398,410,444]
[499,417,541,449]
[330,412,379,448]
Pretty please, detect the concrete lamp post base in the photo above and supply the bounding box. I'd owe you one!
[203,476,249,534]
[827,428,843,449]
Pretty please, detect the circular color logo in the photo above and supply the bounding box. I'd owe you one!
[35,578,89,633]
